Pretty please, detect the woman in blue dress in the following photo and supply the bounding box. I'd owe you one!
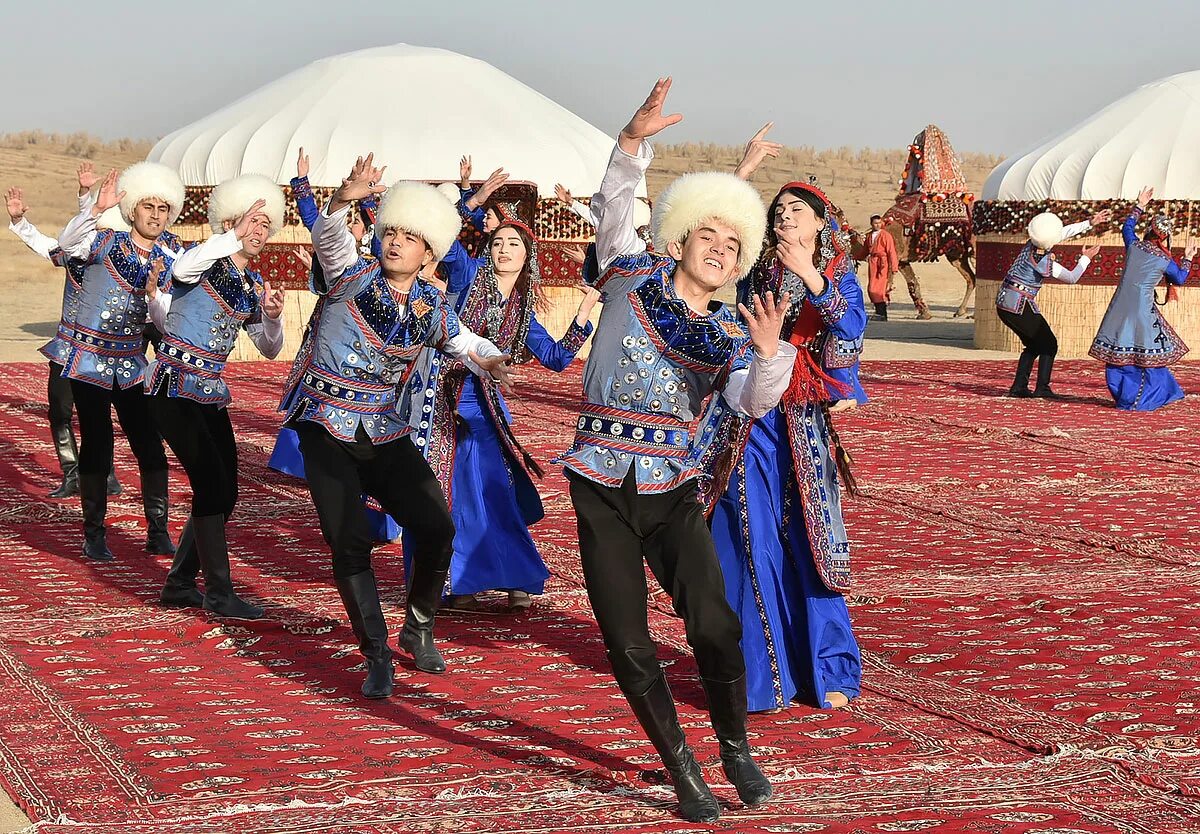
[696,176,867,713]
[409,206,598,612]
[1090,186,1195,411]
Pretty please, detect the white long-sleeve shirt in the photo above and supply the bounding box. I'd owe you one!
[1036,220,1093,284]
[568,199,598,226]
[149,230,284,359]
[8,192,94,260]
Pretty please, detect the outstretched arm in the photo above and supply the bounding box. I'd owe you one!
[1045,244,1099,285]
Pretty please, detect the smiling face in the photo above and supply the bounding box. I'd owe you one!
[669,219,742,293]
[489,226,529,277]
[131,198,172,240]
[379,227,434,278]
[772,192,826,246]
[223,214,272,258]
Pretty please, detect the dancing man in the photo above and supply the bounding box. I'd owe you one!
[559,79,795,823]
[280,154,513,698]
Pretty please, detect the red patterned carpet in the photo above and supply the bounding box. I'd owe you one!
[0,359,1197,833]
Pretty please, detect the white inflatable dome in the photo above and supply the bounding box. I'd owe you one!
[149,44,638,197]
[983,70,1200,201]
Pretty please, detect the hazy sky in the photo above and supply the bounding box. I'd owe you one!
[4,0,1198,155]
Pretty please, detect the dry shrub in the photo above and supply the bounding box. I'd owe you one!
[0,130,154,157]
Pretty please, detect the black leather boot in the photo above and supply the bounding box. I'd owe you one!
[79,473,113,561]
[160,518,204,608]
[701,675,773,807]
[336,570,395,698]
[193,514,263,619]
[47,422,80,499]
[398,558,449,674]
[1008,351,1036,398]
[140,468,175,554]
[106,465,123,496]
[873,301,888,321]
[1032,353,1061,398]
[625,675,720,823]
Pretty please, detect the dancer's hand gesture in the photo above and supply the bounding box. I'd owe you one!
[94,169,124,215]
[296,147,310,179]
[260,280,286,319]
[738,291,793,359]
[77,162,99,194]
[734,122,782,181]
[1137,186,1154,209]
[470,351,516,394]
[466,168,509,210]
[233,200,268,240]
[1082,244,1101,258]
[562,244,586,265]
[459,155,472,189]
[5,187,27,223]
[1089,209,1112,227]
[554,184,573,206]
[574,285,602,325]
[295,248,312,270]
[1185,241,1198,261]
[776,238,825,293]
[332,154,387,212]
[619,77,683,154]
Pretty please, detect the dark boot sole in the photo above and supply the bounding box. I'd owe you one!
[398,632,446,674]
[160,592,205,609]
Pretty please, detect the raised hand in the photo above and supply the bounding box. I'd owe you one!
[233,199,268,239]
[5,187,27,223]
[573,284,603,325]
[77,161,99,193]
[562,244,587,265]
[296,147,310,179]
[470,351,516,394]
[1186,241,1198,261]
[1089,209,1112,227]
[94,169,124,214]
[620,77,683,153]
[737,291,793,359]
[554,183,573,206]
[1137,186,1154,209]
[467,167,509,210]
[459,155,472,189]
[1082,244,1101,258]
[295,247,312,270]
[333,153,388,209]
[776,238,824,292]
[260,280,286,319]
[733,122,783,181]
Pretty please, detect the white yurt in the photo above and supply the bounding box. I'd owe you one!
[149,43,643,359]
[974,71,1200,356]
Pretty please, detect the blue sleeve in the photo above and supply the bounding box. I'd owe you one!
[809,268,867,341]
[525,314,593,372]
[1165,257,1191,285]
[826,361,869,405]
[458,187,485,231]
[441,240,483,296]
[1122,208,1141,248]
[291,176,319,231]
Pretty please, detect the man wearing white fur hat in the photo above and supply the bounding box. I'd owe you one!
[5,163,124,499]
[279,153,512,699]
[995,207,1110,397]
[557,79,795,823]
[144,174,287,619]
[56,162,188,562]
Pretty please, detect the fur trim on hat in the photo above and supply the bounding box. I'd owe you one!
[1027,212,1064,250]
[652,172,766,277]
[436,182,462,204]
[206,174,286,237]
[95,205,130,233]
[375,181,463,260]
[117,162,185,226]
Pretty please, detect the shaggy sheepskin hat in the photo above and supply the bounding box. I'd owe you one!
[117,162,185,226]
[652,172,766,277]
[375,181,463,260]
[1027,212,1065,250]
[206,174,286,237]
[95,206,130,232]
[435,182,462,204]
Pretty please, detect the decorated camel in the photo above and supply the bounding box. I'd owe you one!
[853,125,977,319]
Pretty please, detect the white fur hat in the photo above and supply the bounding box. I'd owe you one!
[95,205,130,232]
[375,181,463,260]
[117,162,185,226]
[1027,212,1065,250]
[652,172,766,277]
[436,182,461,204]
[207,174,286,237]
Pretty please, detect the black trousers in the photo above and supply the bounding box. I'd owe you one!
[295,422,455,580]
[997,305,1058,356]
[149,392,238,517]
[69,377,167,477]
[568,469,745,694]
[47,362,74,436]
